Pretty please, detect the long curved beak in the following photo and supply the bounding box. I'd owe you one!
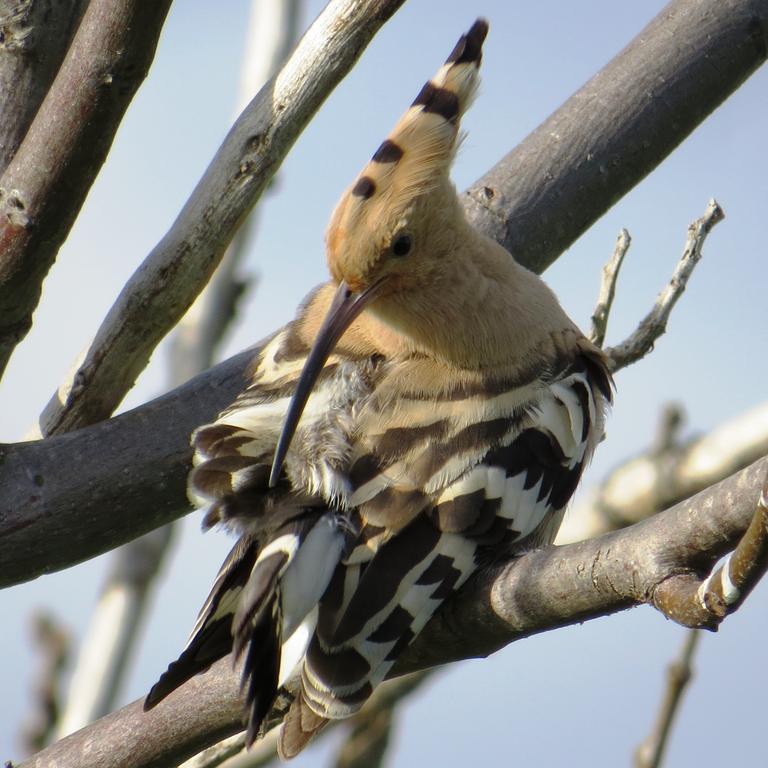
[269,279,384,488]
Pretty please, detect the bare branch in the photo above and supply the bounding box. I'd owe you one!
[462,0,764,275]
[634,630,700,768]
[605,200,725,372]
[0,0,87,174]
[559,400,768,544]
[17,455,767,768]
[35,0,406,437]
[590,228,630,347]
[178,733,249,768]
[0,0,173,378]
[53,525,174,739]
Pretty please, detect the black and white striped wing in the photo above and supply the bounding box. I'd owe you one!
[292,359,610,730]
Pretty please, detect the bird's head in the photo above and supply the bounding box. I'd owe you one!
[270,19,489,486]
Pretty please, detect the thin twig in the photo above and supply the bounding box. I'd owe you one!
[35,0,406,437]
[590,228,630,346]
[177,733,249,768]
[634,630,700,768]
[605,199,725,372]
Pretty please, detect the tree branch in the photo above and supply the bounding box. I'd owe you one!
[461,0,766,274]
[0,0,173,378]
[1,0,766,588]
[0,0,87,174]
[35,0,407,437]
[17,455,767,768]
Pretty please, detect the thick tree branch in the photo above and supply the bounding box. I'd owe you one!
[0,348,255,588]
[36,0,407,436]
[461,0,766,274]
[0,0,173,378]
[0,0,766,587]
[0,0,86,174]
[18,456,767,768]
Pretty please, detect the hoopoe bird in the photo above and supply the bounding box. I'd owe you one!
[145,19,612,758]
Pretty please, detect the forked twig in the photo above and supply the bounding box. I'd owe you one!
[604,199,724,371]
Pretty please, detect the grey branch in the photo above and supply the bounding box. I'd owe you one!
[634,630,700,768]
[36,0,406,437]
[0,0,86,175]
[589,228,630,347]
[17,455,767,768]
[605,199,725,371]
[1,0,766,590]
[462,0,762,275]
[0,0,173,379]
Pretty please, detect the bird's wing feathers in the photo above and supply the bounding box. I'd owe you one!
[291,354,608,738]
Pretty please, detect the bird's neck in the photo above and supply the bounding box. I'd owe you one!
[366,237,580,376]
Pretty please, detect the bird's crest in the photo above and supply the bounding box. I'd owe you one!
[326,19,488,287]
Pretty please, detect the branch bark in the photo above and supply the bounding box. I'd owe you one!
[0,0,86,174]
[0,0,172,378]
[1,0,766,588]
[17,455,767,768]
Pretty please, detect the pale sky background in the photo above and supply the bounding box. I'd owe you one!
[2,1,767,765]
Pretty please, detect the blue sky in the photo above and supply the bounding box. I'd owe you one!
[2,1,767,765]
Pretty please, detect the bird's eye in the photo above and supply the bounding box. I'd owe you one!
[391,233,412,257]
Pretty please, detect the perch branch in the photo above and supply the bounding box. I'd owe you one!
[17,455,768,768]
